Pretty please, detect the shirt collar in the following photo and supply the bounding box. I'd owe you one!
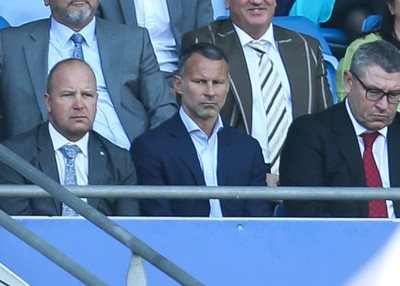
[50,16,96,49]
[233,22,277,51]
[179,107,224,137]
[345,98,388,137]
[48,122,89,157]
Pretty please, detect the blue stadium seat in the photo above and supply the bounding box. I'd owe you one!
[0,16,10,29]
[272,16,339,102]
[362,15,382,33]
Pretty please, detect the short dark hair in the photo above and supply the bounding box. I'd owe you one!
[47,58,95,93]
[175,43,229,77]
[350,40,400,76]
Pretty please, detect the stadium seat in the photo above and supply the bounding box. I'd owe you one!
[272,16,339,102]
[362,15,382,33]
[0,16,10,29]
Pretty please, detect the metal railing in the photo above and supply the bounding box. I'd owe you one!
[0,184,399,201]
[0,143,203,286]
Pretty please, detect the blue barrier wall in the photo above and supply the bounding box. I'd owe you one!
[1,218,400,285]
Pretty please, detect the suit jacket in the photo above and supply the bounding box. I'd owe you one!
[130,112,272,217]
[0,17,177,141]
[279,101,400,217]
[181,19,333,134]
[98,0,213,54]
[0,123,140,216]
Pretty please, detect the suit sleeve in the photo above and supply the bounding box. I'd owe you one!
[279,115,332,217]
[137,28,177,129]
[196,0,214,27]
[0,143,32,215]
[310,37,334,111]
[130,135,173,216]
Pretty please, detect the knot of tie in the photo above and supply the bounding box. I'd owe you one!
[71,33,84,45]
[361,132,380,148]
[248,40,268,55]
[60,144,81,161]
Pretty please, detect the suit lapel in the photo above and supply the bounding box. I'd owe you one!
[216,128,234,185]
[87,132,107,185]
[95,19,123,117]
[214,20,253,130]
[87,132,107,209]
[120,0,137,25]
[169,114,205,185]
[24,20,51,121]
[37,123,61,213]
[333,102,365,185]
[274,26,309,118]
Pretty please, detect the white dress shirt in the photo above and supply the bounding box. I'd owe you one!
[48,17,131,150]
[345,99,394,218]
[179,107,224,217]
[233,23,293,165]
[133,0,178,72]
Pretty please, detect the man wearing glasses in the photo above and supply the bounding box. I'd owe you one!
[279,40,400,218]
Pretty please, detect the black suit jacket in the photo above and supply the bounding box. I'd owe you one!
[280,101,400,217]
[131,113,272,217]
[0,123,139,216]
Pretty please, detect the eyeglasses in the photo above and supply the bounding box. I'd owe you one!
[351,71,400,104]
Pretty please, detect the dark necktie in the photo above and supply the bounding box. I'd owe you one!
[361,132,388,218]
[59,144,81,216]
[248,40,289,174]
[71,33,85,60]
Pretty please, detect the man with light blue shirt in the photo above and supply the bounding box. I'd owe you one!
[0,0,177,148]
[98,0,214,78]
[181,0,333,187]
[131,43,271,217]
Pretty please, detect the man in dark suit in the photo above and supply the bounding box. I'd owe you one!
[98,0,213,87]
[131,43,271,217]
[0,58,139,216]
[280,40,400,218]
[0,0,176,148]
[181,0,333,186]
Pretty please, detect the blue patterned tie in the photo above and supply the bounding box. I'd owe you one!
[59,144,81,216]
[71,33,85,60]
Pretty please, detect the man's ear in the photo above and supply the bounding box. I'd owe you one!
[44,93,51,113]
[343,70,353,95]
[172,75,182,94]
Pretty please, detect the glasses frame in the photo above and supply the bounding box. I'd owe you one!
[350,71,400,104]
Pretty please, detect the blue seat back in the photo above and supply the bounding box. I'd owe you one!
[0,16,10,29]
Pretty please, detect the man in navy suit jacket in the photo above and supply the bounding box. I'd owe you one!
[280,41,400,218]
[131,43,271,217]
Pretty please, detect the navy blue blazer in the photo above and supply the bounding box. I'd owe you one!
[280,101,400,217]
[131,112,272,217]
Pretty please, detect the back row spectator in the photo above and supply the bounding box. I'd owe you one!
[98,0,213,80]
[0,0,177,148]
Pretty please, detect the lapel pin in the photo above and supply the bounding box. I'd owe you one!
[99,151,105,156]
